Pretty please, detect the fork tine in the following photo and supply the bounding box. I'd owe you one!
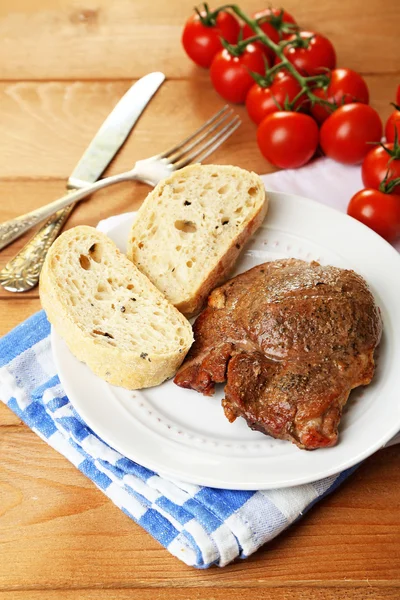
[167,108,235,163]
[194,120,241,165]
[188,118,242,165]
[174,117,241,170]
[159,106,231,159]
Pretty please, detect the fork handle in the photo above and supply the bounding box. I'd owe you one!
[0,203,77,292]
[0,170,133,251]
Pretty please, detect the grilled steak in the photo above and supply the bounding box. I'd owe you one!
[174,259,382,450]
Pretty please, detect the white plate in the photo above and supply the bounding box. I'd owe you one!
[52,192,400,489]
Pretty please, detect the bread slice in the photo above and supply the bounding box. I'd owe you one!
[127,164,268,317]
[40,226,193,389]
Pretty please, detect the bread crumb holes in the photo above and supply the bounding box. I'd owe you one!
[248,186,258,197]
[174,220,197,233]
[79,254,91,270]
[89,243,103,263]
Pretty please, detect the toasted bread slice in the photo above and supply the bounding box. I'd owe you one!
[127,164,267,318]
[40,226,193,389]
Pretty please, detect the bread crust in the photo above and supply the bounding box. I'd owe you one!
[176,198,268,317]
[40,226,193,390]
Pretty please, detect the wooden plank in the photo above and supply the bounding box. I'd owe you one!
[0,76,396,180]
[1,588,400,599]
[0,0,398,80]
[0,404,21,426]
[0,298,40,333]
[0,80,265,179]
[0,425,399,589]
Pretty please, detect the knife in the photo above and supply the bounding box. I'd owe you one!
[0,72,165,292]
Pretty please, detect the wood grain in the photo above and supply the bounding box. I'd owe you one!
[0,298,40,332]
[0,80,264,179]
[1,590,400,600]
[0,0,398,80]
[0,77,396,180]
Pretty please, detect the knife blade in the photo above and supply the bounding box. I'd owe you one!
[0,71,165,254]
[68,71,165,188]
[0,72,165,292]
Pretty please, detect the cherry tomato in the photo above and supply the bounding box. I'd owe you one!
[311,68,369,124]
[385,107,400,143]
[243,8,297,60]
[347,188,400,242]
[182,10,240,68]
[246,71,307,124]
[210,45,266,104]
[257,111,319,168]
[362,144,400,196]
[320,104,383,165]
[277,31,336,76]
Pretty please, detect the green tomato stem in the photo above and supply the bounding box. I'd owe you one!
[205,3,236,22]
[217,3,336,110]
[288,88,307,111]
[240,34,260,45]
[379,172,400,194]
[265,62,286,77]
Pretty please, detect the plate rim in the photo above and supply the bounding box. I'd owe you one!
[51,190,400,489]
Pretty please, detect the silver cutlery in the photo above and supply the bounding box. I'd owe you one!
[0,105,240,292]
[0,72,166,292]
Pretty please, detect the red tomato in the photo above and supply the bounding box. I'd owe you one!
[257,111,319,168]
[385,107,400,143]
[320,104,383,165]
[277,31,336,76]
[182,11,240,68]
[210,45,266,104]
[311,68,369,124]
[246,71,307,124]
[243,8,297,60]
[347,188,400,242]
[362,144,400,196]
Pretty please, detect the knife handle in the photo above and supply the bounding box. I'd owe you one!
[0,196,76,252]
[0,202,76,292]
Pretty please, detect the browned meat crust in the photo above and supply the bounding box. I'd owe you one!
[174,259,382,450]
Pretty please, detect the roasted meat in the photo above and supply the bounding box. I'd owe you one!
[174,259,382,450]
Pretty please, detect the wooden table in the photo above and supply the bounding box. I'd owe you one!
[1,1,399,598]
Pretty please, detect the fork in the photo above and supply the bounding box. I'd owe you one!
[0,106,240,292]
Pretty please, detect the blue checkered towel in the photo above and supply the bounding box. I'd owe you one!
[1,310,397,568]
